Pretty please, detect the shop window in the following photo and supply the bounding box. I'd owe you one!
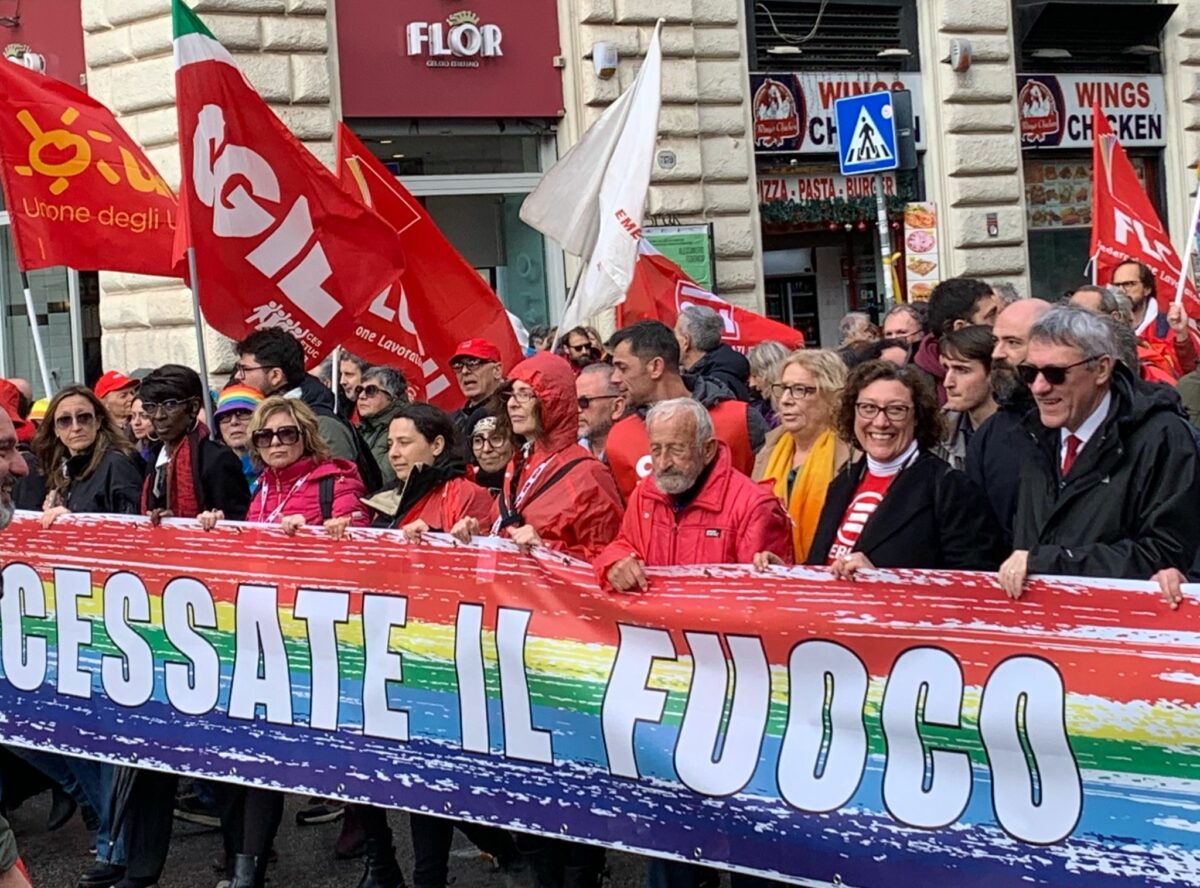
[0,228,76,398]
[350,123,545,176]
[749,0,919,72]
[1024,153,1156,298]
[1015,0,1175,74]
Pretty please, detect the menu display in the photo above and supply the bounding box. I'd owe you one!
[1024,157,1148,231]
[902,202,939,302]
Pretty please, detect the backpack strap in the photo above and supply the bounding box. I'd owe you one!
[318,475,336,523]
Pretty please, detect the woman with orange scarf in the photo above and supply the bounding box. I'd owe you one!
[752,349,849,561]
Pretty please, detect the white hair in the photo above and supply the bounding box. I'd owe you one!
[644,397,713,450]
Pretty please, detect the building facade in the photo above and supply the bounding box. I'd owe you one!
[0,0,1185,378]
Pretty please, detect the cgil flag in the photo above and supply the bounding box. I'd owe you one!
[335,124,522,406]
[0,58,178,275]
[171,0,405,367]
[1089,104,1200,317]
[618,242,805,351]
[521,22,662,331]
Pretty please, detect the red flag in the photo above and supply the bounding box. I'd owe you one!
[618,243,804,351]
[335,123,523,407]
[172,2,405,367]
[0,60,178,275]
[1090,104,1200,316]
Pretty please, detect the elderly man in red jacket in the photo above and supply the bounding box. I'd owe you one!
[596,397,792,592]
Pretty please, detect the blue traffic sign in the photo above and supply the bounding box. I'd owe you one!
[834,91,899,176]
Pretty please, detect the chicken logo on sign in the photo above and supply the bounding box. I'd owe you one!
[753,77,803,149]
[1019,78,1063,146]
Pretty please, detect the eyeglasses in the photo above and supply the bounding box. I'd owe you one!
[450,358,492,373]
[1111,280,1143,291]
[577,394,618,410]
[770,382,818,401]
[55,411,96,431]
[1016,356,1099,387]
[232,363,277,378]
[502,388,537,405]
[567,342,592,353]
[141,399,194,417]
[217,409,253,424]
[855,402,912,421]
[251,426,301,448]
[471,433,509,451]
[353,384,391,400]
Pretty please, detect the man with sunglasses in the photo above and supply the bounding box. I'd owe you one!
[449,338,506,440]
[998,305,1200,599]
[563,326,601,371]
[576,363,624,461]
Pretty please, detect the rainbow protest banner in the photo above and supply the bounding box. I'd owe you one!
[0,514,1197,885]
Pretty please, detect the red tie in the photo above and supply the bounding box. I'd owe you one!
[1062,434,1081,476]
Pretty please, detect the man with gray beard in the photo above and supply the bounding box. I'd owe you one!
[594,398,791,594]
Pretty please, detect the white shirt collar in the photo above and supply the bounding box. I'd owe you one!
[1061,390,1111,449]
[1134,296,1158,336]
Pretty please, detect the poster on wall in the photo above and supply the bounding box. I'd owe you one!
[643,225,715,292]
[902,202,938,302]
[751,71,926,155]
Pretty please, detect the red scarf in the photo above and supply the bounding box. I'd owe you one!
[142,423,208,516]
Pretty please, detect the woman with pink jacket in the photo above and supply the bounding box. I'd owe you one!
[198,395,366,888]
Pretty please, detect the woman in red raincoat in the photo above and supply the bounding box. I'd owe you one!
[451,350,623,560]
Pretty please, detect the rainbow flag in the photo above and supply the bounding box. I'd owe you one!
[1,514,1198,885]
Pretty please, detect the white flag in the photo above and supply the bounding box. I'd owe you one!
[521,22,662,329]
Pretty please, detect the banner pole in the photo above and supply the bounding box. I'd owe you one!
[19,272,53,396]
[186,247,215,422]
[875,174,896,312]
[554,260,588,348]
[332,345,342,413]
[1174,179,1200,307]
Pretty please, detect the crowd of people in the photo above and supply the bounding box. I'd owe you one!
[0,257,1195,888]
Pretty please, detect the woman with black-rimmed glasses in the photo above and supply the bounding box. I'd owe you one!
[779,360,1002,577]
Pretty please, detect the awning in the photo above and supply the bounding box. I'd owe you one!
[1017,1,1177,48]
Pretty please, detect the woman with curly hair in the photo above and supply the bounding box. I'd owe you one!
[773,360,1002,577]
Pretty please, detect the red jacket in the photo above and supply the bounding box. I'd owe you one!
[249,456,368,526]
[1139,308,1199,377]
[489,352,623,561]
[606,401,754,500]
[594,442,793,589]
[398,475,494,531]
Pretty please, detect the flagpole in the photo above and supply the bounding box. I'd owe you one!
[1174,178,1200,307]
[18,272,53,396]
[555,260,588,347]
[186,247,215,422]
[331,345,342,413]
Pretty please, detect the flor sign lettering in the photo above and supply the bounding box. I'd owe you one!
[406,11,503,60]
[192,104,341,327]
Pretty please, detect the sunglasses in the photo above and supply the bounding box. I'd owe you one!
[217,409,253,424]
[353,383,391,399]
[577,395,618,410]
[251,426,301,448]
[141,398,194,417]
[55,411,96,431]
[450,358,492,373]
[1016,356,1099,387]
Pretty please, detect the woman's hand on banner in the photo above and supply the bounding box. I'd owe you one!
[401,519,430,543]
[830,552,873,581]
[281,514,307,536]
[198,510,224,531]
[324,516,354,540]
[450,516,480,544]
[753,551,785,571]
[40,506,70,529]
[147,508,173,526]
[1151,567,1185,610]
[507,524,542,554]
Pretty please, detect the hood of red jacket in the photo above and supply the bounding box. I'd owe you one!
[509,351,580,454]
[0,379,32,443]
[912,333,945,382]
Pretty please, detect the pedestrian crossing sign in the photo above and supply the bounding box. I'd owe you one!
[834,91,899,176]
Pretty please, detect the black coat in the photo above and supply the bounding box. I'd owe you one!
[59,449,144,515]
[1013,366,1200,580]
[688,344,753,402]
[143,433,251,520]
[966,387,1038,550]
[807,450,1004,571]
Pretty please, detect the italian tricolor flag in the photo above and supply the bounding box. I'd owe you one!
[171,0,406,367]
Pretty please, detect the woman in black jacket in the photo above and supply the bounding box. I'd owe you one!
[32,385,144,526]
[800,360,1003,576]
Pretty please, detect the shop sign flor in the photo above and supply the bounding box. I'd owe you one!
[406,10,503,67]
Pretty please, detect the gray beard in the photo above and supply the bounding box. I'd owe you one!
[0,495,14,532]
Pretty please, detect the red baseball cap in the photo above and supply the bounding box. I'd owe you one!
[94,370,138,400]
[451,339,502,364]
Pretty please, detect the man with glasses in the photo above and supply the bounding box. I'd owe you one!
[997,305,1200,598]
[576,363,624,462]
[355,366,409,486]
[449,338,506,440]
[1109,259,1199,376]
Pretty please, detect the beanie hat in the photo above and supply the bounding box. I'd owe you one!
[213,383,265,419]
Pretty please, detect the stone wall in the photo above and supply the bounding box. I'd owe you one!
[82,0,336,377]
[1163,0,1200,247]
[920,0,1029,295]
[567,0,764,306]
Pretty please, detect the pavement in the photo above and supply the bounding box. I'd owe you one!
[12,790,649,888]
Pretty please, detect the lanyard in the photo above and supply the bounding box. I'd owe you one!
[258,469,315,524]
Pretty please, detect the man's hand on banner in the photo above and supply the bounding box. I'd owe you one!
[999,549,1030,599]
[607,554,648,593]
[1151,568,1186,610]
[148,508,174,526]
[831,552,874,581]
[752,551,785,571]
[400,519,430,543]
[506,524,543,554]
[198,509,224,531]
